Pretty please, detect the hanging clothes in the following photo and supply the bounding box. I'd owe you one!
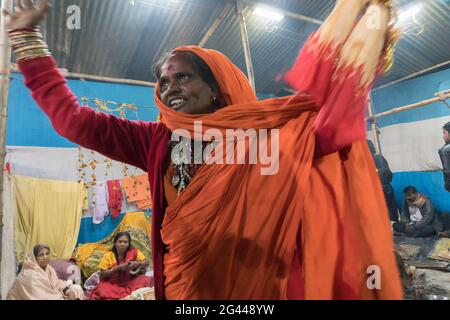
[121,174,152,210]
[12,175,86,261]
[107,180,123,219]
[91,183,110,224]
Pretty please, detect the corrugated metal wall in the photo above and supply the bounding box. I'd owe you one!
[34,0,450,93]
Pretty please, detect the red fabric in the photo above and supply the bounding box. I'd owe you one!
[155,46,402,299]
[19,56,170,299]
[90,275,153,300]
[89,248,153,300]
[19,42,402,299]
[284,33,371,156]
[107,180,122,218]
[19,56,309,299]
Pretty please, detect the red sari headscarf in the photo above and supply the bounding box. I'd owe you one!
[153,1,403,299]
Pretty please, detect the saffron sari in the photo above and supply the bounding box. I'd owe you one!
[16,0,403,300]
[153,0,403,299]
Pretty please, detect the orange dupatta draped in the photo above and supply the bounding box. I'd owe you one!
[153,43,402,299]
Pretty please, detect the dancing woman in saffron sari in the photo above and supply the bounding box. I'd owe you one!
[5,0,403,299]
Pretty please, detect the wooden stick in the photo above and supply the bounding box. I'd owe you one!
[198,2,232,48]
[373,60,450,92]
[0,0,13,301]
[372,92,450,119]
[236,0,256,93]
[66,72,155,87]
[11,64,155,87]
[367,96,382,155]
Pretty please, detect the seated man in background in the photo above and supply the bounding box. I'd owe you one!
[393,186,442,238]
[438,122,450,192]
[368,140,399,221]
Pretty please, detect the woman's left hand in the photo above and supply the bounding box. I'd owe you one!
[3,0,50,31]
[65,289,76,300]
[126,261,139,271]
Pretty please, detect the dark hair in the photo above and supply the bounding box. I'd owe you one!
[153,50,219,93]
[33,244,50,258]
[112,232,132,264]
[443,122,450,132]
[403,186,417,194]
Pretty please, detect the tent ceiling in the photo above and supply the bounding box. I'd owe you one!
[38,0,450,94]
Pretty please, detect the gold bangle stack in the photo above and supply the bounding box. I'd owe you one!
[9,27,51,61]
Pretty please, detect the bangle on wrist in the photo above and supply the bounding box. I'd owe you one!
[8,28,51,61]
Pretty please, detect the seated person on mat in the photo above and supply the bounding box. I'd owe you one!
[7,244,85,300]
[393,186,442,238]
[89,231,152,300]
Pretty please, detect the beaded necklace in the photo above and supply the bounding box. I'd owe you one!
[168,139,211,195]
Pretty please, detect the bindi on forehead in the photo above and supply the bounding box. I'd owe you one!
[160,62,178,78]
[163,56,178,70]
[165,54,195,70]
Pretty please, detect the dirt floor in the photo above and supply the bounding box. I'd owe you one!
[394,235,450,300]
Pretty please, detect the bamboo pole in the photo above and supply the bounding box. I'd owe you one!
[373,60,450,92]
[371,91,450,119]
[66,72,155,87]
[367,95,382,155]
[11,64,156,87]
[198,2,231,48]
[0,0,13,301]
[235,0,256,93]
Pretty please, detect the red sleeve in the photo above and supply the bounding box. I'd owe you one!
[284,34,369,157]
[18,56,155,171]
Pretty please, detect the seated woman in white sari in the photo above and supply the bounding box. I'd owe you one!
[7,244,85,300]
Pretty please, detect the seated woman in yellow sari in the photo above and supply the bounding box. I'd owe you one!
[89,232,153,300]
[7,244,85,300]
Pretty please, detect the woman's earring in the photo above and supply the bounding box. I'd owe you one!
[211,96,217,103]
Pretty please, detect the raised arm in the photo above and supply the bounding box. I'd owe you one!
[19,57,154,170]
[285,0,395,156]
[4,0,155,171]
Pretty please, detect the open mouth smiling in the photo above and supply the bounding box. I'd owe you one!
[169,97,187,110]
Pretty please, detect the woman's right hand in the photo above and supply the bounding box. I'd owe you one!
[65,288,76,300]
[129,261,141,270]
[117,263,130,272]
[2,0,50,31]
